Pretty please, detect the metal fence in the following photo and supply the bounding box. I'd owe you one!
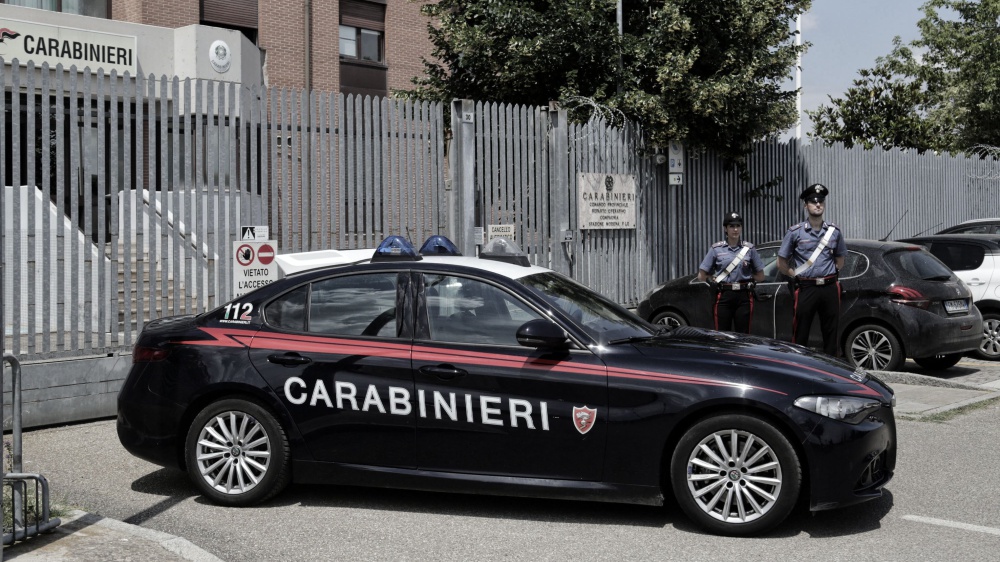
[1,59,446,361]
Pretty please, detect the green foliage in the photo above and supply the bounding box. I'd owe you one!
[809,0,1000,152]
[406,0,811,168]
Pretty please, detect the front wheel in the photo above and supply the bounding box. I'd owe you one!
[185,398,290,506]
[651,310,687,329]
[913,353,962,370]
[845,324,904,371]
[974,312,1000,360]
[670,414,801,536]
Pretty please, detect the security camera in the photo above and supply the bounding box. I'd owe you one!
[654,154,667,165]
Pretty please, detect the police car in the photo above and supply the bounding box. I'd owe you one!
[117,235,897,536]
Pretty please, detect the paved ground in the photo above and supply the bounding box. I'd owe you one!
[3,356,999,561]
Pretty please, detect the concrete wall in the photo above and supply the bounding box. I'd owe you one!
[4,355,128,429]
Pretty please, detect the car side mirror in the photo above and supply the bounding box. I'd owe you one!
[516,319,569,348]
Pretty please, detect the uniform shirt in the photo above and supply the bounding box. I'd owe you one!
[778,221,847,278]
[699,241,764,283]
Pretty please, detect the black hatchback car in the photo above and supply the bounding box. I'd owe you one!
[636,239,982,371]
[119,235,897,537]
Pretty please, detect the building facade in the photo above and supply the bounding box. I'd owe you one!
[1,0,435,96]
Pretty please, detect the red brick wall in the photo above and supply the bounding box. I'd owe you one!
[385,0,435,95]
[112,0,199,28]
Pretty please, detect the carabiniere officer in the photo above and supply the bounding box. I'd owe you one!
[697,211,764,334]
[776,183,847,357]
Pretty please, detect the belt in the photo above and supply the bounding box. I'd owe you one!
[720,282,752,291]
[797,274,838,286]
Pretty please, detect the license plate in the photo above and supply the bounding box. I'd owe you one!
[944,299,969,313]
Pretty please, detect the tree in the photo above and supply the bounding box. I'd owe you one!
[809,0,1000,152]
[407,0,810,168]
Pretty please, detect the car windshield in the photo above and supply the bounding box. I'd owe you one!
[517,272,655,345]
[885,248,955,280]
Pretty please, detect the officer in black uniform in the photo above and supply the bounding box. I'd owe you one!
[776,184,847,356]
[697,211,765,333]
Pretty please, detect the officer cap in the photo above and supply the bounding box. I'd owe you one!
[800,183,829,202]
[723,211,743,226]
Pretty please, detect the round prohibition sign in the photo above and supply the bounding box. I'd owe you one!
[236,244,255,266]
[258,244,275,265]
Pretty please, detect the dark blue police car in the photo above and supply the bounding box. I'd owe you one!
[117,235,897,536]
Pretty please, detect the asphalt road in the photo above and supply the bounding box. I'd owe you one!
[18,381,1000,561]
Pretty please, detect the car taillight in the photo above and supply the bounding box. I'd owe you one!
[888,286,930,310]
[133,346,170,363]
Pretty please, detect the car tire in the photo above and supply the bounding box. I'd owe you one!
[185,398,290,506]
[670,414,801,536]
[651,310,687,329]
[845,324,904,372]
[974,312,1000,361]
[913,353,963,370]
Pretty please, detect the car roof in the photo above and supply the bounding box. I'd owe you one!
[279,251,552,280]
[899,233,1000,247]
[954,217,1000,225]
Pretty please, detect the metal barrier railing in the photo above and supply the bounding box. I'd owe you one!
[3,354,60,555]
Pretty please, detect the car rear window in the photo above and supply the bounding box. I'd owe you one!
[884,248,954,280]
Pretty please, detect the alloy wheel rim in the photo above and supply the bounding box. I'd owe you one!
[851,330,892,370]
[195,411,272,495]
[656,315,682,328]
[685,429,783,524]
[981,319,1000,358]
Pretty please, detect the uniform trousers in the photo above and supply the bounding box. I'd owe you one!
[714,289,754,333]
[793,282,841,356]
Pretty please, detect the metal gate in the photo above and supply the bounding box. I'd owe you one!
[449,99,668,307]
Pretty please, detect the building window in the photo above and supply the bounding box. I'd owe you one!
[339,25,382,63]
[339,0,387,99]
[2,0,110,18]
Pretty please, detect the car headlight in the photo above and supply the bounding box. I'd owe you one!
[794,395,882,424]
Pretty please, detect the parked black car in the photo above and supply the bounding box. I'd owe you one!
[936,218,1000,235]
[897,234,1000,360]
[636,239,982,371]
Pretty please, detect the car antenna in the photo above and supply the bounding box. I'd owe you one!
[880,210,909,241]
[907,222,944,238]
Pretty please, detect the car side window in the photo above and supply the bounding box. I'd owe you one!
[929,243,985,271]
[839,251,868,279]
[756,247,781,282]
[265,272,399,336]
[423,274,541,346]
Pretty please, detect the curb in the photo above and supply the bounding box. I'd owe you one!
[57,510,223,562]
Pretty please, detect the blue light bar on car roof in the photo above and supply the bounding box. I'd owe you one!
[480,237,530,267]
[419,235,462,256]
[372,235,422,261]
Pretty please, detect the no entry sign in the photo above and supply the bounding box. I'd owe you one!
[233,239,278,298]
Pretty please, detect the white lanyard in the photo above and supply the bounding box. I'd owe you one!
[714,245,750,283]
[794,226,836,276]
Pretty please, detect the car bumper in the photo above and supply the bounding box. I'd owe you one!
[116,365,186,470]
[794,405,897,511]
[896,306,982,356]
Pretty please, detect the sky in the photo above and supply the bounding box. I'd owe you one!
[792,0,927,141]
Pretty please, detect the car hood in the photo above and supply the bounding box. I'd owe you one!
[627,326,893,402]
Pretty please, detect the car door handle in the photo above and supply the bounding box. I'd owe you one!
[967,278,985,286]
[754,291,773,301]
[419,365,468,379]
[267,353,312,366]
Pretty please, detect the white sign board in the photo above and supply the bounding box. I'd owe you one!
[487,224,515,241]
[0,18,137,75]
[240,225,270,241]
[233,240,278,298]
[577,173,636,230]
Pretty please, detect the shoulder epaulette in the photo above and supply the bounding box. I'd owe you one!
[741,241,755,248]
[711,241,726,247]
[787,223,802,232]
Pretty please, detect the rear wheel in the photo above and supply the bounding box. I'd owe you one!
[845,324,904,371]
[913,353,963,370]
[651,310,687,329]
[670,414,801,536]
[974,312,1000,360]
[185,398,290,506]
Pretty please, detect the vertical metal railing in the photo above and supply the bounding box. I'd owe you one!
[2,355,60,548]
